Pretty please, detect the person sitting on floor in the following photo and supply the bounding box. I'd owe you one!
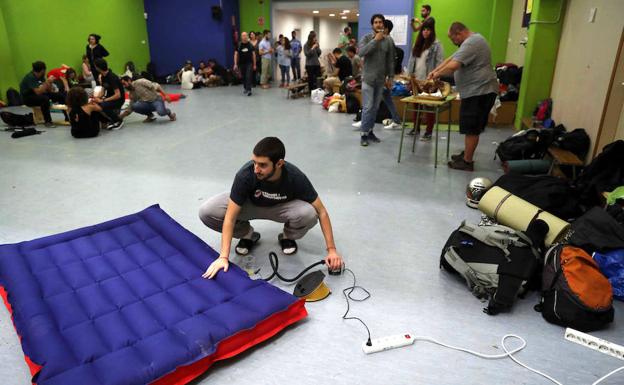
[93,58,125,130]
[66,86,107,138]
[199,136,343,279]
[119,76,177,123]
[180,62,201,90]
[20,61,66,128]
[123,61,137,79]
[323,48,352,93]
[204,59,227,86]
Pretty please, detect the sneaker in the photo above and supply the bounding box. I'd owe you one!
[383,121,401,130]
[420,133,432,141]
[235,232,261,255]
[451,151,465,162]
[407,128,420,136]
[382,118,393,126]
[247,91,252,96]
[448,157,474,171]
[352,121,362,128]
[368,132,381,143]
[168,112,177,121]
[44,122,56,128]
[360,135,369,147]
[107,121,124,130]
[143,114,156,123]
[278,233,298,255]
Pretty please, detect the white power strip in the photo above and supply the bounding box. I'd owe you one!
[564,328,624,361]
[362,333,415,354]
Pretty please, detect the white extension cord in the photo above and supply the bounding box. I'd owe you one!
[365,333,624,385]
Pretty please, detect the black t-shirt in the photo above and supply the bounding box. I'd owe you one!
[100,71,125,103]
[336,55,353,80]
[237,42,255,65]
[230,161,318,207]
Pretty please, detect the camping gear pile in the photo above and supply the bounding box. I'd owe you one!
[441,141,624,332]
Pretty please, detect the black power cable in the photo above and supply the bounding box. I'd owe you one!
[261,252,325,282]
[342,268,372,346]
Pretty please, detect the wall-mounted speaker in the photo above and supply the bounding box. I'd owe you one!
[211,6,222,21]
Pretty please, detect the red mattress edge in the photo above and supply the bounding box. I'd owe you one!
[151,298,308,385]
[0,286,43,384]
[1,284,307,385]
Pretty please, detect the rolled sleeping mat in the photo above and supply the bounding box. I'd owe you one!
[505,159,552,175]
[478,186,569,246]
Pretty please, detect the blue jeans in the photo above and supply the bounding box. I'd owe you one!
[360,82,385,134]
[279,65,290,83]
[291,57,301,80]
[382,88,401,123]
[131,99,170,117]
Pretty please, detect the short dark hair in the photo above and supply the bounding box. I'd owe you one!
[370,13,385,25]
[263,29,270,35]
[253,137,285,164]
[32,61,46,73]
[346,46,357,54]
[343,26,350,33]
[332,47,342,54]
[120,75,132,83]
[422,5,431,12]
[94,58,108,71]
[384,19,394,32]
[449,22,468,34]
[65,68,76,79]
[66,86,88,110]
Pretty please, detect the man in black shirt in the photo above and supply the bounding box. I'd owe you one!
[199,137,343,279]
[335,50,353,81]
[234,32,257,96]
[411,4,435,32]
[19,61,66,127]
[94,58,124,130]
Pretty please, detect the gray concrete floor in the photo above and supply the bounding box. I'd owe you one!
[0,85,622,385]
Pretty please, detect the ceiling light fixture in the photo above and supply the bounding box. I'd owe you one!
[341,16,347,19]
[329,13,335,17]
[356,13,360,16]
[313,10,319,14]
[343,10,350,13]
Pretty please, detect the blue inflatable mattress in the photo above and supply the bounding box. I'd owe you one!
[0,205,307,385]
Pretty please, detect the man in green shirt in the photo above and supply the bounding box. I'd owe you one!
[338,26,351,54]
[20,61,66,127]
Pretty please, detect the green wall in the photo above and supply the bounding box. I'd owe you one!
[413,0,512,64]
[0,0,150,101]
[514,0,564,128]
[239,0,271,33]
[0,5,18,101]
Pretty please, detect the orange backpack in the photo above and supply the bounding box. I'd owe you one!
[536,245,614,331]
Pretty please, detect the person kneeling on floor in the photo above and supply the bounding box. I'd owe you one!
[199,137,343,279]
[119,76,176,123]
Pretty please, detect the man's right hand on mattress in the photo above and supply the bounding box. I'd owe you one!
[202,257,229,279]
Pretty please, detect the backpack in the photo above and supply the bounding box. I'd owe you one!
[394,45,404,74]
[552,128,590,160]
[574,140,624,208]
[495,128,549,162]
[440,219,548,315]
[535,245,614,331]
[6,88,22,106]
[534,98,552,122]
[1,111,35,128]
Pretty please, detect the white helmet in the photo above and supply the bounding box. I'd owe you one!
[466,177,493,209]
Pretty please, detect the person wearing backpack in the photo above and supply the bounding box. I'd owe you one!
[429,22,498,171]
[407,19,444,140]
[20,61,66,128]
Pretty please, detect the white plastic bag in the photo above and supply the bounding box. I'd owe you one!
[311,88,325,104]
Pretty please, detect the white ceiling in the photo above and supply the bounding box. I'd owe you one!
[281,8,359,22]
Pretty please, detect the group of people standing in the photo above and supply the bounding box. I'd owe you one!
[356,5,499,172]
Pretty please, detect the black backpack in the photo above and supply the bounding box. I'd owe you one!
[495,129,549,162]
[345,93,360,114]
[552,128,590,160]
[6,88,22,106]
[440,219,549,315]
[1,111,35,128]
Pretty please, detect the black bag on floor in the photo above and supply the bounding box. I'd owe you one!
[495,129,549,162]
[6,88,22,106]
[569,206,624,254]
[11,128,42,138]
[1,111,35,128]
[440,219,548,315]
[574,140,624,209]
[552,128,590,159]
[346,93,360,114]
[492,174,582,220]
[536,244,614,331]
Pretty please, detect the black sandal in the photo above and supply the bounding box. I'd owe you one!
[278,233,298,255]
[235,232,261,255]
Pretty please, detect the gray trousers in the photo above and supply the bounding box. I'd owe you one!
[198,192,318,240]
